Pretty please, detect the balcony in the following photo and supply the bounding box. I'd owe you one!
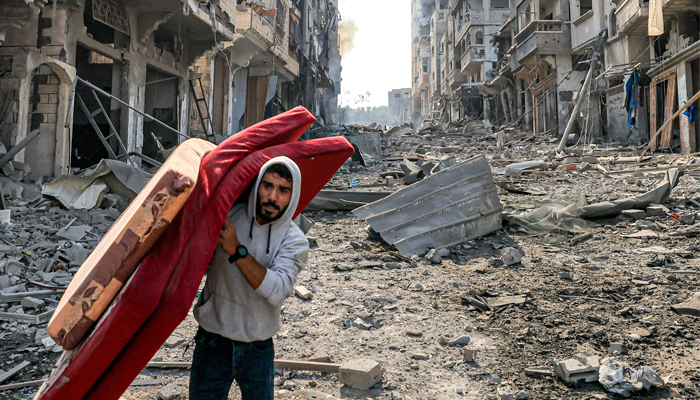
[235,6,289,64]
[615,0,649,35]
[460,44,487,73]
[514,20,571,64]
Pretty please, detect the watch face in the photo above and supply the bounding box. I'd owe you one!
[239,246,248,258]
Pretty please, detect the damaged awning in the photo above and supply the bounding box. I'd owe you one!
[353,155,503,256]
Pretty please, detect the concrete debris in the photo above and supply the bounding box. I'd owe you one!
[463,348,477,362]
[338,359,383,391]
[294,286,314,301]
[501,247,522,266]
[598,357,664,397]
[670,292,700,316]
[553,354,600,385]
[157,384,182,400]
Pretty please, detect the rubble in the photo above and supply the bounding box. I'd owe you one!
[598,357,664,397]
[338,359,383,391]
[553,354,601,385]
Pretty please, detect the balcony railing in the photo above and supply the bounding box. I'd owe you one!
[460,44,486,72]
[514,20,571,63]
[515,20,565,45]
[615,0,649,35]
[237,6,289,63]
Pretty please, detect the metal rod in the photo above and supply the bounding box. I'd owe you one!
[76,77,189,139]
[0,129,44,169]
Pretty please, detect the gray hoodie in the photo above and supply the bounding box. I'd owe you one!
[194,156,309,342]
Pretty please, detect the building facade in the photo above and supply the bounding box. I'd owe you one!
[0,0,340,177]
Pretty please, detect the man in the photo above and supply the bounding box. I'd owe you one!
[190,156,309,400]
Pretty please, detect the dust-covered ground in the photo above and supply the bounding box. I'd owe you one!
[2,123,700,400]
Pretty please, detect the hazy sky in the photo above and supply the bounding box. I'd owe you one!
[337,0,411,108]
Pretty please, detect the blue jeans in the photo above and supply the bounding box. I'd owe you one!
[189,327,275,400]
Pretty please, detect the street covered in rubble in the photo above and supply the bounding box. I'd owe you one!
[2,120,700,399]
[1,0,700,398]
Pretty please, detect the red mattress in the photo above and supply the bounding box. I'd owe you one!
[85,136,354,399]
[35,106,317,400]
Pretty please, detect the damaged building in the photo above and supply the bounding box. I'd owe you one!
[410,0,700,154]
[0,0,341,178]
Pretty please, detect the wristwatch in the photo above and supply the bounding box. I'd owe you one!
[228,245,249,263]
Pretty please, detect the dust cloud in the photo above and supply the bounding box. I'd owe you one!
[338,19,357,56]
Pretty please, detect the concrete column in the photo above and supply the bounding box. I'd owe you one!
[677,61,696,153]
[124,55,147,153]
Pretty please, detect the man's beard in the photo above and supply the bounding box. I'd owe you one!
[257,199,286,223]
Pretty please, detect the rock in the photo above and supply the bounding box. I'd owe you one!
[308,351,331,363]
[21,296,45,309]
[646,205,667,217]
[501,247,522,266]
[447,335,471,346]
[350,241,371,251]
[559,271,571,280]
[609,342,629,355]
[414,282,424,291]
[553,354,600,384]
[164,336,185,348]
[157,384,182,400]
[497,386,516,400]
[671,292,700,317]
[5,260,24,276]
[629,328,651,337]
[524,366,553,377]
[514,391,528,400]
[436,247,450,257]
[463,347,477,362]
[411,352,429,360]
[0,275,11,289]
[621,209,646,220]
[35,328,49,345]
[339,359,383,391]
[283,381,297,390]
[426,248,442,264]
[354,318,372,330]
[294,286,313,300]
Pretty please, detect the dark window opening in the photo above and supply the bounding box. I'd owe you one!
[580,0,593,15]
[83,0,115,45]
[153,27,175,54]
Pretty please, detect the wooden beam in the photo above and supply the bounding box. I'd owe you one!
[0,379,45,391]
[146,359,342,374]
[0,361,31,385]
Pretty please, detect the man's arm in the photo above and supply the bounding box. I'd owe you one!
[219,217,266,289]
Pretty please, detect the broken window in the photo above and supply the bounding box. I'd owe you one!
[491,0,508,8]
[475,31,484,45]
[153,26,175,54]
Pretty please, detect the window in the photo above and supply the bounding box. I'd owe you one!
[476,31,484,45]
[491,0,508,8]
[580,0,592,15]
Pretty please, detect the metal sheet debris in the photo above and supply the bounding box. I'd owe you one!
[353,155,502,256]
[306,190,392,211]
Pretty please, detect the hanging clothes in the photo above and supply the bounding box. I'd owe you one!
[624,69,641,130]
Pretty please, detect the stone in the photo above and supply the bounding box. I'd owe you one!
[524,366,553,377]
[164,336,185,348]
[629,328,651,337]
[6,260,24,276]
[350,241,371,251]
[339,359,383,391]
[463,347,477,362]
[35,328,49,345]
[497,386,517,400]
[515,391,528,400]
[308,351,331,363]
[646,205,667,217]
[411,352,429,360]
[671,292,700,317]
[436,247,450,257]
[354,318,372,330]
[294,286,313,300]
[559,271,571,280]
[501,247,522,266]
[0,275,11,289]
[609,342,629,355]
[21,296,45,309]
[157,384,182,400]
[621,209,646,220]
[553,354,600,384]
[447,335,471,346]
[425,248,442,264]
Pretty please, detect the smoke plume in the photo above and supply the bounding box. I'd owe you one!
[338,19,357,56]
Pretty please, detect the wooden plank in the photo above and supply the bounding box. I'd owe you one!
[0,379,45,391]
[0,361,31,385]
[649,79,657,151]
[640,88,700,160]
[146,359,342,374]
[274,360,341,374]
[0,290,63,303]
[660,72,676,148]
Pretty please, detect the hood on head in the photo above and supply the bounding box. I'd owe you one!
[247,156,302,227]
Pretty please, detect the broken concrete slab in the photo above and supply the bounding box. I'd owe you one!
[55,225,92,241]
[553,354,600,385]
[294,286,313,300]
[339,359,383,391]
[21,296,45,309]
[157,384,182,400]
[354,155,502,256]
[670,292,700,316]
[501,247,523,266]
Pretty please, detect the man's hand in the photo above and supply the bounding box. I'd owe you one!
[219,217,240,255]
